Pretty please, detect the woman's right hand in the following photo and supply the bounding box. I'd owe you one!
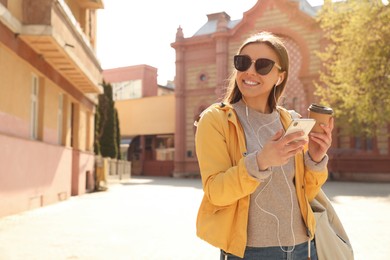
[256,129,307,171]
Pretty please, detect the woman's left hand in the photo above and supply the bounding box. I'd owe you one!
[308,117,334,162]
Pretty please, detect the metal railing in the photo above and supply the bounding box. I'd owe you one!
[94,156,131,190]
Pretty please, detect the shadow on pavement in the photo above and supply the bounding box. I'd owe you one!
[116,176,390,201]
[322,180,390,200]
[119,176,203,189]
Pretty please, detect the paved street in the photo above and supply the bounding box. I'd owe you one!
[0,176,389,260]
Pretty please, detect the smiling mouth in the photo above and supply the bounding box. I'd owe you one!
[243,79,259,86]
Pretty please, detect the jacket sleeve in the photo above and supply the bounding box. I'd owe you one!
[195,108,259,207]
[303,150,328,201]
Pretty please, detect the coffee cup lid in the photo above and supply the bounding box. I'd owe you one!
[308,104,333,115]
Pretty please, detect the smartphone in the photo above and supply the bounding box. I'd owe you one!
[283,118,316,141]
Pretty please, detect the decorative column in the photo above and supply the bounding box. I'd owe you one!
[214,13,230,100]
[172,27,186,176]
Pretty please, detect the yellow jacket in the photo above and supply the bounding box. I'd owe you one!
[195,103,328,258]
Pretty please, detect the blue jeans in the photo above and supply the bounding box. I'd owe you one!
[220,240,317,260]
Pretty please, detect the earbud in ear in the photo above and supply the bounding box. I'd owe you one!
[276,77,282,86]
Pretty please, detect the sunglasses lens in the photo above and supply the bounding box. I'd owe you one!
[234,56,277,75]
[255,59,275,75]
[234,55,251,71]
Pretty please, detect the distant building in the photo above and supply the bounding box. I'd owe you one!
[171,0,390,180]
[158,81,175,96]
[103,65,175,176]
[103,65,159,100]
[0,0,104,217]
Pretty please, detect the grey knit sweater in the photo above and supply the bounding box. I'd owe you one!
[233,100,327,248]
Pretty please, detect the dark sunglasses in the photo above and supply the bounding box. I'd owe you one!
[234,55,282,75]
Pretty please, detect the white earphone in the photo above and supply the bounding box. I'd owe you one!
[276,77,282,86]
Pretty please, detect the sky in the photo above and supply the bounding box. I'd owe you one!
[96,0,323,85]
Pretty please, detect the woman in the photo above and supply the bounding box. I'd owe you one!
[195,32,334,259]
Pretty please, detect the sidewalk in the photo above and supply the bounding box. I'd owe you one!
[0,177,389,260]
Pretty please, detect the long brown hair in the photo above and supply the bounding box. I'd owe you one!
[223,32,289,110]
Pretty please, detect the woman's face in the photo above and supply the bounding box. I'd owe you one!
[236,43,284,111]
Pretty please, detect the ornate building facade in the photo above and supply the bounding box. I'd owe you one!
[171,0,390,181]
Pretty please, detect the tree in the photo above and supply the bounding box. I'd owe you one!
[316,0,390,137]
[94,104,101,155]
[114,108,122,160]
[94,81,120,158]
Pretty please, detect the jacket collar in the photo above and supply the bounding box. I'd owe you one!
[216,102,292,129]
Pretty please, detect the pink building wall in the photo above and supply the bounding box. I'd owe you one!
[71,150,95,196]
[0,0,102,218]
[0,134,72,217]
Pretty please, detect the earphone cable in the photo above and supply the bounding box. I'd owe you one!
[244,100,296,252]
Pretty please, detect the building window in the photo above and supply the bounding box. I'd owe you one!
[58,93,64,145]
[86,111,92,151]
[366,138,373,151]
[112,80,142,100]
[155,135,175,161]
[354,136,374,151]
[199,73,207,81]
[30,75,39,140]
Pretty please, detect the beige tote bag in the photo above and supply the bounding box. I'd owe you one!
[311,189,354,260]
[287,109,354,259]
